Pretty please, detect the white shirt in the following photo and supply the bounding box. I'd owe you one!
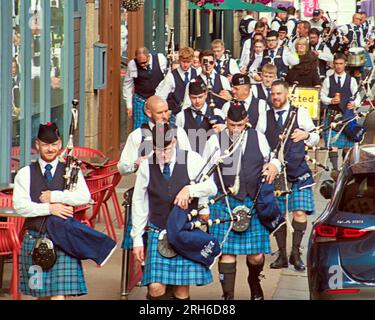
[265,46,300,71]
[13,158,91,218]
[117,122,192,175]
[181,71,232,110]
[202,129,281,176]
[242,15,257,34]
[320,72,361,107]
[338,23,365,47]
[256,102,320,147]
[251,83,271,101]
[155,66,196,100]
[175,103,225,129]
[286,16,298,38]
[271,17,284,32]
[310,40,334,63]
[239,38,254,68]
[122,53,168,110]
[221,93,269,118]
[131,149,218,247]
[309,19,324,32]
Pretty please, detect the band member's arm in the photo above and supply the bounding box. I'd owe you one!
[283,48,300,67]
[221,101,231,118]
[230,59,241,75]
[201,134,221,171]
[186,151,218,215]
[286,20,295,38]
[296,107,320,146]
[271,20,279,32]
[157,53,168,75]
[48,170,91,206]
[130,160,150,248]
[13,167,51,218]
[220,75,232,91]
[350,77,361,107]
[181,83,192,110]
[175,111,185,128]
[117,130,145,175]
[155,71,175,100]
[320,77,333,105]
[176,127,192,151]
[122,60,137,111]
[239,40,251,68]
[318,45,334,62]
[257,132,281,175]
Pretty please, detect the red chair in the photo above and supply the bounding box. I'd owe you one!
[11,147,37,172]
[0,193,25,241]
[87,160,124,228]
[0,222,21,300]
[85,173,117,241]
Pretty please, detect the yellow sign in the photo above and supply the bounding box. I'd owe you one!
[289,87,320,120]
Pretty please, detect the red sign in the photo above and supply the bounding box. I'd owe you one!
[304,0,319,17]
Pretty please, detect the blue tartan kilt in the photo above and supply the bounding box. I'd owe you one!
[132,94,149,130]
[142,225,213,286]
[276,184,315,215]
[121,215,133,250]
[209,195,271,255]
[323,116,354,149]
[19,231,87,297]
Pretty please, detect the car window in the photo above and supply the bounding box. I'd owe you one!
[339,173,375,215]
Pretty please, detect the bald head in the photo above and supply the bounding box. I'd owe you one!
[145,96,170,124]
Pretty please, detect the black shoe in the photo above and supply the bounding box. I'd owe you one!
[222,293,234,300]
[270,250,288,269]
[289,250,306,272]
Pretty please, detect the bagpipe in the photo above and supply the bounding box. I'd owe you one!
[46,100,117,266]
[165,27,175,75]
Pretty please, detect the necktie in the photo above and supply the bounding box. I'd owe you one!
[215,60,221,74]
[276,110,286,128]
[162,163,171,180]
[44,164,53,184]
[195,113,203,127]
[337,76,342,88]
[270,50,275,59]
[146,64,152,75]
[184,72,189,85]
[266,87,271,103]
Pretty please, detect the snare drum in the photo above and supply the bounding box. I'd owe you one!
[347,47,366,67]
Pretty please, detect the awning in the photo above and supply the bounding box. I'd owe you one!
[188,0,284,12]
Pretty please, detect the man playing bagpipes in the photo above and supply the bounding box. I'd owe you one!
[131,123,217,300]
[202,104,281,300]
[13,122,116,300]
[320,53,362,180]
[256,80,320,272]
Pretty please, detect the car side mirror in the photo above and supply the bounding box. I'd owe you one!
[320,179,335,200]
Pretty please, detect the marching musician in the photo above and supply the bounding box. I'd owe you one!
[239,30,265,72]
[252,63,277,106]
[222,74,268,129]
[182,50,232,110]
[175,80,225,155]
[256,80,320,272]
[260,31,299,80]
[360,11,373,40]
[202,104,280,300]
[308,28,334,81]
[337,13,366,48]
[271,7,287,32]
[131,123,217,300]
[211,39,240,82]
[320,53,361,180]
[13,123,91,300]
[122,47,167,130]
[118,96,191,250]
[278,26,289,48]
[155,47,198,120]
[309,10,325,32]
[247,40,267,81]
[286,6,299,40]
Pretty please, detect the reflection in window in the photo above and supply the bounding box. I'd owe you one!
[339,174,375,215]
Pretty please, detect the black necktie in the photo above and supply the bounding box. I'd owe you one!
[44,164,53,184]
[270,50,275,59]
[337,76,342,88]
[162,163,171,181]
[195,114,202,127]
[184,72,189,85]
[215,60,221,74]
[277,110,286,128]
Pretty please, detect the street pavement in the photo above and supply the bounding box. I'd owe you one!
[0,168,329,300]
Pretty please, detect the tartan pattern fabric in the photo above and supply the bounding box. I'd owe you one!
[121,216,133,250]
[141,225,213,286]
[132,94,149,130]
[276,184,315,215]
[323,117,354,149]
[210,195,271,255]
[19,231,87,297]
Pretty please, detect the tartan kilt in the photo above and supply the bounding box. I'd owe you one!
[19,231,87,297]
[276,184,315,215]
[323,116,354,149]
[142,225,213,286]
[121,215,133,250]
[209,195,271,255]
[132,94,149,130]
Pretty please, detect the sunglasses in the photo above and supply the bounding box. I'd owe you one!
[203,59,215,65]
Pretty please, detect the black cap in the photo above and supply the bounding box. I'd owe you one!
[266,30,279,38]
[152,122,176,149]
[232,73,251,86]
[279,25,288,33]
[313,10,320,16]
[189,79,207,95]
[227,102,248,122]
[37,122,60,143]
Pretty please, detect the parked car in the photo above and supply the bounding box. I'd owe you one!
[307,144,375,300]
